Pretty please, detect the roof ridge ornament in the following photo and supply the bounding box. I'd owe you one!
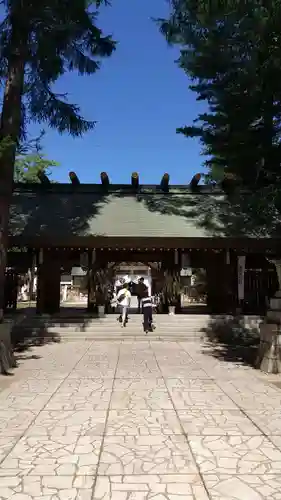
[100,172,110,190]
[69,171,80,185]
[131,172,139,190]
[190,173,201,191]
[37,170,51,185]
[221,172,238,194]
[160,173,170,193]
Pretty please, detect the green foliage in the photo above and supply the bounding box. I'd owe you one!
[163,271,183,306]
[14,152,59,182]
[159,1,281,194]
[0,0,116,139]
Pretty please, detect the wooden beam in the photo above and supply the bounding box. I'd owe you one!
[8,236,281,251]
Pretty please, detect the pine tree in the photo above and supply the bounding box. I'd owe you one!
[159,1,281,189]
[0,0,116,319]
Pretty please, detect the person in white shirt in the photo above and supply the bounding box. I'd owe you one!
[116,283,131,327]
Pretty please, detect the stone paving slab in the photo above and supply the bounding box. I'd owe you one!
[12,368,71,379]
[218,390,281,411]
[177,409,262,436]
[115,367,162,379]
[113,377,167,391]
[0,338,281,499]
[98,435,197,475]
[68,366,117,379]
[269,436,281,450]
[0,434,102,475]
[45,390,112,411]
[0,378,62,395]
[109,389,174,410]
[189,435,281,475]
[0,475,95,499]
[168,387,237,409]
[25,410,107,436]
[217,379,281,394]
[165,377,221,391]
[244,410,281,436]
[106,409,182,436]
[0,437,21,465]
[0,410,37,437]
[0,393,53,411]
[93,474,209,500]
[58,378,114,393]
[202,474,281,499]
[159,365,210,379]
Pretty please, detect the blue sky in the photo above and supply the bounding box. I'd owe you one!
[31,0,205,184]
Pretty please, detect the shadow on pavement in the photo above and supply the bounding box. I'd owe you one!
[10,307,94,354]
[201,315,261,367]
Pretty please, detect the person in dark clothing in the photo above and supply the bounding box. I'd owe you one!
[136,277,147,313]
[141,290,155,334]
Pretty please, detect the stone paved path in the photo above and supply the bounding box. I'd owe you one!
[1,340,281,499]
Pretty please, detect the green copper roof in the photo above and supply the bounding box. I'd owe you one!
[8,184,280,240]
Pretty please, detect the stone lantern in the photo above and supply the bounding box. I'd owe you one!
[256,259,281,373]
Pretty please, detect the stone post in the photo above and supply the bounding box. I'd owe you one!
[0,319,17,374]
[256,259,281,373]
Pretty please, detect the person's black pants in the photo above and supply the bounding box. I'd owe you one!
[143,306,153,332]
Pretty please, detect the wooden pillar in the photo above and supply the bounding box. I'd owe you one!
[231,252,238,311]
[36,249,61,314]
[206,253,218,312]
[206,250,237,313]
[29,251,36,302]
[87,249,96,312]
[225,250,238,312]
[161,250,182,313]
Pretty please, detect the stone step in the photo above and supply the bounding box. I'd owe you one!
[19,327,206,336]
[18,327,209,334]
[17,321,211,328]
[16,322,212,330]
[12,314,262,344]
[28,333,205,342]
[17,314,262,324]
[24,328,208,337]
[58,337,202,342]
[17,315,209,323]
[47,322,208,328]
[18,334,205,343]
[20,321,211,329]
[14,322,262,333]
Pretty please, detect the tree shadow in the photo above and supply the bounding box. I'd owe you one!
[8,183,281,243]
[8,308,95,363]
[11,313,61,352]
[9,183,112,243]
[138,187,281,238]
[10,307,124,357]
[201,315,262,367]
[9,183,279,243]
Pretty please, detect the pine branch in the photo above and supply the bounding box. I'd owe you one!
[29,83,95,136]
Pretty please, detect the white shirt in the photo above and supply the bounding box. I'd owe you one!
[117,288,131,307]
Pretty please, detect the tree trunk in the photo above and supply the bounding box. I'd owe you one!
[0,19,26,321]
